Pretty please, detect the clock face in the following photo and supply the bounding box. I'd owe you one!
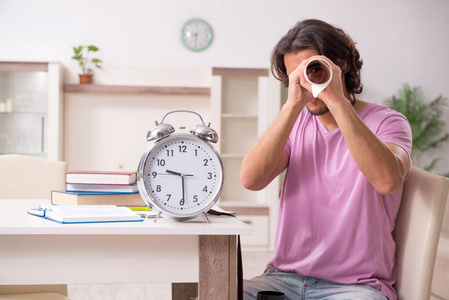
[138,134,224,219]
[180,18,213,52]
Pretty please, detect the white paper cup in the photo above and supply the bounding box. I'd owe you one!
[304,58,332,98]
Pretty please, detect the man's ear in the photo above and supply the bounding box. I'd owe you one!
[337,59,349,73]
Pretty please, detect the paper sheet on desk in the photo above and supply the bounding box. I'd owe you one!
[136,206,236,219]
[135,210,158,219]
[208,206,236,217]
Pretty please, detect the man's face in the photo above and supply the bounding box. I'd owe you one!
[284,49,330,116]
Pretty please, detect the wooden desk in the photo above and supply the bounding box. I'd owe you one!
[0,200,251,299]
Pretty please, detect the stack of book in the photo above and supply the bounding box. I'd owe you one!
[51,171,146,207]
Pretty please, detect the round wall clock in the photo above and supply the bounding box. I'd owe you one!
[180,18,213,52]
[137,110,224,222]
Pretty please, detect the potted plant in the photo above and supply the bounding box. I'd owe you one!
[386,84,449,176]
[72,45,102,84]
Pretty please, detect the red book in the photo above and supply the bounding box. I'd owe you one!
[66,171,137,185]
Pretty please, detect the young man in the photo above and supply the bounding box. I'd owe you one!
[240,19,412,300]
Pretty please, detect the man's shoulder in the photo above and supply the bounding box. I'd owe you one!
[361,102,411,138]
[361,102,407,121]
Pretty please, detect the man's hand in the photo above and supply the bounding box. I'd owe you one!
[286,60,309,108]
[299,55,348,110]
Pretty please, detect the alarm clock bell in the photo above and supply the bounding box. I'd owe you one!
[147,110,218,143]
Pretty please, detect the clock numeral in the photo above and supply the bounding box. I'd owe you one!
[152,171,157,179]
[157,159,166,166]
[193,195,198,202]
[156,185,162,192]
[207,172,212,180]
[203,186,208,193]
[180,198,185,206]
[194,149,198,156]
[166,150,174,157]
[178,145,187,153]
[166,194,171,201]
[203,159,208,166]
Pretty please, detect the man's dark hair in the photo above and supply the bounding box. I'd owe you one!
[271,19,363,95]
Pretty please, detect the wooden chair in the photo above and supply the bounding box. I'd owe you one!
[0,154,69,299]
[394,166,449,299]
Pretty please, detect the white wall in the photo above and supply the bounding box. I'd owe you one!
[1,0,449,172]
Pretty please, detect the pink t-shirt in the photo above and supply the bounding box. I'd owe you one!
[267,103,412,300]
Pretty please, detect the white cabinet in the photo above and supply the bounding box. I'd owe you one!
[0,62,63,161]
[211,67,283,250]
[211,68,269,204]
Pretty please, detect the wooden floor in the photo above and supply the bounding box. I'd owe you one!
[68,251,273,300]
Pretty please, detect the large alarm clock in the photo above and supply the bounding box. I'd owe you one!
[137,110,224,222]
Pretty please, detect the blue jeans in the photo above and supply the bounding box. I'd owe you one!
[244,267,388,300]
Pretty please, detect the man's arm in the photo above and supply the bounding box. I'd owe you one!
[240,63,308,191]
[239,102,295,191]
[330,101,410,194]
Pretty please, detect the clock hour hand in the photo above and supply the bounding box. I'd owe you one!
[166,170,182,176]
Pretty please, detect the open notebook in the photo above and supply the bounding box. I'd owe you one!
[27,205,143,224]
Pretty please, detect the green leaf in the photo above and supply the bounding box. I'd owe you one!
[87,45,99,52]
[73,46,83,55]
[424,158,440,172]
[91,58,102,63]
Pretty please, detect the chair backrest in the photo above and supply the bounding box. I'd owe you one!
[394,166,449,300]
[0,154,66,199]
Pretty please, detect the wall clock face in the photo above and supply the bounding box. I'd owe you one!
[138,134,224,220]
[180,18,213,52]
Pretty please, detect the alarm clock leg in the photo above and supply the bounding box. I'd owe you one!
[154,211,162,223]
[201,212,211,223]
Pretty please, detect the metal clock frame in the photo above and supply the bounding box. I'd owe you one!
[137,110,224,223]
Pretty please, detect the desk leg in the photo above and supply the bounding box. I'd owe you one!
[199,235,237,300]
[172,282,198,300]
[172,235,237,300]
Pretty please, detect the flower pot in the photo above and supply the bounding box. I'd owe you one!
[79,74,93,84]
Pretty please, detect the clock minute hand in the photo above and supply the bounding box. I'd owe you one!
[181,175,186,206]
[166,170,188,206]
[166,170,194,206]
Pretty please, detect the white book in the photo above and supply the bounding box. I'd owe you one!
[66,183,139,193]
[27,205,143,224]
[66,171,137,185]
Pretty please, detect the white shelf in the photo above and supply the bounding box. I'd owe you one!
[64,84,210,96]
[221,113,258,119]
[0,111,47,115]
